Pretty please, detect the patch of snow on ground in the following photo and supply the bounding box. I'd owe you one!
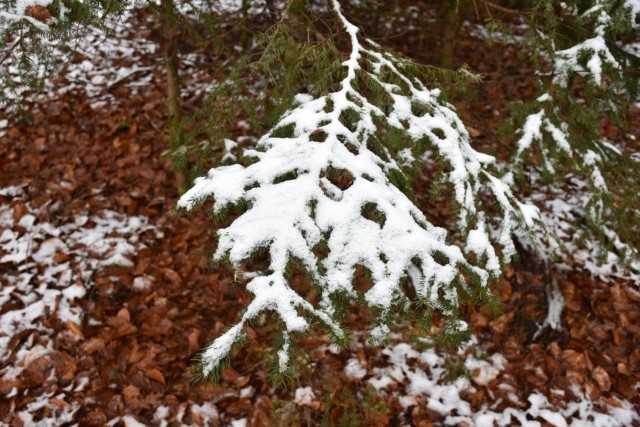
[522,176,640,285]
[294,386,316,406]
[9,391,80,427]
[230,418,247,427]
[0,185,227,425]
[1,9,158,108]
[1,3,274,109]
[190,402,219,425]
[464,21,527,44]
[0,185,159,385]
[106,415,147,427]
[2,7,209,108]
[361,339,639,426]
[344,357,367,380]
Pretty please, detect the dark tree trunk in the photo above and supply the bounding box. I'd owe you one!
[161,0,186,193]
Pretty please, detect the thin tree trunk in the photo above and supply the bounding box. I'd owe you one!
[161,0,186,193]
[439,0,461,69]
[240,0,250,49]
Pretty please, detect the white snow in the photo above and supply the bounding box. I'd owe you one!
[180,0,541,375]
[554,9,620,87]
[514,109,572,166]
[294,386,316,406]
[344,358,367,380]
[106,415,147,427]
[239,386,254,399]
[582,150,607,192]
[0,0,54,31]
[1,5,162,107]
[222,138,238,162]
[624,0,640,27]
[464,21,527,45]
[361,338,639,427]
[465,216,500,274]
[0,185,159,398]
[133,275,153,292]
[153,405,170,426]
[9,391,80,427]
[508,0,640,285]
[535,280,565,338]
[190,402,219,423]
[121,416,147,427]
[511,0,638,244]
[519,175,640,286]
[230,418,247,427]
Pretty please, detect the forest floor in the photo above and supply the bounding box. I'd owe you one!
[1,2,640,426]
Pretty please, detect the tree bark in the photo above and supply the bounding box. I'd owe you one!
[439,0,462,69]
[161,0,186,193]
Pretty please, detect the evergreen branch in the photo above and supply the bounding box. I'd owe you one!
[180,0,544,378]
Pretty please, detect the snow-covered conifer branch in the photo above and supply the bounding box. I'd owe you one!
[513,0,639,164]
[510,0,640,270]
[553,5,621,87]
[513,0,638,154]
[180,0,543,377]
[1,0,129,106]
[623,0,640,27]
[0,0,54,31]
[0,0,118,31]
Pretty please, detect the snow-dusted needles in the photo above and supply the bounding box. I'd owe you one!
[178,0,544,378]
[511,0,640,271]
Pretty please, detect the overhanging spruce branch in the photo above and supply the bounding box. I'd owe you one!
[179,0,544,379]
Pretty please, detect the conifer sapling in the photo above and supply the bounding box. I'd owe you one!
[179,0,546,380]
[507,0,640,270]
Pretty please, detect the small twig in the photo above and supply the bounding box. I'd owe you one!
[144,113,165,133]
[106,66,154,89]
[471,0,481,21]
[484,1,522,16]
[0,32,23,66]
[484,0,493,19]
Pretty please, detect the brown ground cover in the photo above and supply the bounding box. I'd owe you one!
[1,2,639,425]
